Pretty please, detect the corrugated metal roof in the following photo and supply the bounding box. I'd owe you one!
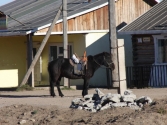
[119,0,167,34]
[0,0,108,36]
[0,0,158,36]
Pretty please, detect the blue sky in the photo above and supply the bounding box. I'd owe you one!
[0,0,14,6]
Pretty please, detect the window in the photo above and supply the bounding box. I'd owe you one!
[49,44,73,61]
[157,39,167,63]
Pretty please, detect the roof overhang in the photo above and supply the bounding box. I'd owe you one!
[0,32,26,36]
[118,30,167,35]
[34,30,109,35]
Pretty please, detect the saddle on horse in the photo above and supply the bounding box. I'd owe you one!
[70,51,87,75]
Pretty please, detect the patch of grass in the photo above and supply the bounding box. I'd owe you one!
[31,110,38,115]
[61,86,74,90]
[16,84,34,91]
[157,107,167,115]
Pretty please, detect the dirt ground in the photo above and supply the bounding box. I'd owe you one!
[1,88,167,125]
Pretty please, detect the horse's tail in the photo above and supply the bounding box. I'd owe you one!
[48,61,56,96]
[48,62,54,82]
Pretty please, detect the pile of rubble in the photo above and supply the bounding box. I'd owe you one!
[70,89,152,112]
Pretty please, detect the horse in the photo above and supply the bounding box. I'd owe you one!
[48,52,115,97]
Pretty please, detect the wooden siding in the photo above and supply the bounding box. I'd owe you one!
[132,35,155,66]
[37,0,152,33]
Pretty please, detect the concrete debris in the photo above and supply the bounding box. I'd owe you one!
[70,89,152,112]
[72,98,84,105]
[124,90,133,95]
[111,102,127,107]
[95,88,105,97]
[136,96,153,104]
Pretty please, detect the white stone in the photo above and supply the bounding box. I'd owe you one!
[138,103,143,108]
[124,90,133,95]
[96,104,102,110]
[127,102,137,107]
[111,102,127,107]
[122,96,134,103]
[85,103,95,108]
[19,120,26,124]
[100,104,110,110]
[82,99,92,106]
[84,94,94,99]
[95,88,105,97]
[145,96,152,104]
[84,107,96,112]
[121,94,136,103]
[109,94,121,103]
[72,98,83,105]
[77,106,83,110]
[136,96,152,104]
[130,105,141,111]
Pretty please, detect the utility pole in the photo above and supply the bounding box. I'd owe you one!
[108,0,119,89]
[62,0,69,87]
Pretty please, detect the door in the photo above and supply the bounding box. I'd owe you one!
[33,43,42,83]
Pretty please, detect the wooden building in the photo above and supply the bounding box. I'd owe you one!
[119,0,167,87]
[0,0,158,88]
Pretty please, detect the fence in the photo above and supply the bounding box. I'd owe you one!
[126,65,167,88]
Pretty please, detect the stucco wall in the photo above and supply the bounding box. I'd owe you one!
[0,36,27,87]
[33,34,86,86]
[0,33,132,88]
[85,32,110,87]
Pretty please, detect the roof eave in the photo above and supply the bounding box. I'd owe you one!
[0,32,26,36]
[118,30,167,35]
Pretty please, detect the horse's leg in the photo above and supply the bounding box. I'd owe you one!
[82,78,90,97]
[56,76,64,97]
[50,78,56,97]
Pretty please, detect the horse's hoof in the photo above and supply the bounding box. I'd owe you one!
[59,94,64,97]
[51,93,56,97]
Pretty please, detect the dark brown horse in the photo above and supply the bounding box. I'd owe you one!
[48,52,114,97]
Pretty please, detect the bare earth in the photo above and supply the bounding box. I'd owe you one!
[0,88,167,125]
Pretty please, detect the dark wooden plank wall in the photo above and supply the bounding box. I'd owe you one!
[132,35,155,66]
[37,0,152,33]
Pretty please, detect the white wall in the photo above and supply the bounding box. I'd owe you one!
[117,34,133,66]
[85,32,110,87]
[85,33,133,87]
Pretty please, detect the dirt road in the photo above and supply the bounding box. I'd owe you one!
[0,88,167,125]
[0,88,167,108]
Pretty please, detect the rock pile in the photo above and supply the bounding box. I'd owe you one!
[70,89,152,112]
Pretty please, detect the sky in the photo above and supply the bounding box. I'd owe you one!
[0,0,14,6]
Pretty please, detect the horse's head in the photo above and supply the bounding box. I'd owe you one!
[102,52,115,70]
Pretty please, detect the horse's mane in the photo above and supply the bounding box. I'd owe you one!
[93,52,109,58]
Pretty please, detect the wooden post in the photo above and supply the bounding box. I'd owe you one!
[108,0,119,88]
[20,5,62,87]
[62,0,69,87]
[27,33,34,87]
[108,0,126,94]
